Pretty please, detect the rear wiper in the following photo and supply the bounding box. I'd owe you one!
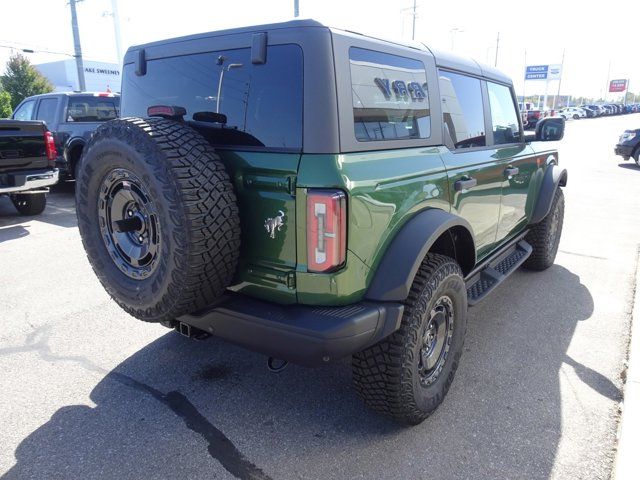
[193,111,228,124]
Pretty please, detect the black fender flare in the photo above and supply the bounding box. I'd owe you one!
[365,209,475,302]
[530,164,568,224]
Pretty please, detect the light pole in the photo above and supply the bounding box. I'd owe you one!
[450,28,463,52]
[102,0,124,66]
[411,0,417,41]
[294,0,299,17]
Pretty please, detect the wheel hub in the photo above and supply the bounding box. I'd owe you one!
[97,169,161,279]
[419,296,454,386]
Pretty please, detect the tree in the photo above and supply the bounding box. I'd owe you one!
[1,53,53,109]
[0,89,11,118]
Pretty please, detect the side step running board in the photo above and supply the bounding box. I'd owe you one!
[465,239,532,306]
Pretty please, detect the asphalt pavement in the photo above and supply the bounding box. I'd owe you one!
[1,114,639,480]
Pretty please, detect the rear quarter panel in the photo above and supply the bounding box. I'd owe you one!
[295,148,449,305]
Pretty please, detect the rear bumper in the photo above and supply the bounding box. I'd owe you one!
[55,157,71,177]
[0,168,59,194]
[615,144,634,159]
[177,294,404,366]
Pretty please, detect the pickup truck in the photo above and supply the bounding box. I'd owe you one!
[12,92,120,180]
[0,120,59,215]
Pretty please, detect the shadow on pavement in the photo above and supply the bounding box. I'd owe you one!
[0,224,29,243]
[0,184,77,231]
[3,265,601,479]
[618,162,640,171]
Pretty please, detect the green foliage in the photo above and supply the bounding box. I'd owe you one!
[0,89,12,118]
[1,53,54,109]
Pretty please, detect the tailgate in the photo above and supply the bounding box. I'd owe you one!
[0,120,48,173]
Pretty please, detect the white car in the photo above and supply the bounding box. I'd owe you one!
[559,107,587,120]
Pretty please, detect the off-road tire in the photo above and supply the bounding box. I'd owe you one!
[523,187,564,271]
[76,117,240,323]
[352,254,467,425]
[11,193,46,215]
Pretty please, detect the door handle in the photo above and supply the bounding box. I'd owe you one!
[454,177,477,191]
[504,167,519,177]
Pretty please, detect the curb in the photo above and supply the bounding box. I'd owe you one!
[613,247,640,479]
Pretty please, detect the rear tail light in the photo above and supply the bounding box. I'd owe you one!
[307,190,347,273]
[44,131,57,163]
[147,105,187,119]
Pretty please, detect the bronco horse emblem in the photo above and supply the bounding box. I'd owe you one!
[264,210,285,239]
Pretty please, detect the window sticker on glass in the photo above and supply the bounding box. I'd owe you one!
[349,47,430,142]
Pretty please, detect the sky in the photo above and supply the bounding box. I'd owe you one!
[1,0,639,101]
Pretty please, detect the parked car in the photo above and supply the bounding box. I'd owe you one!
[12,92,120,180]
[0,120,59,215]
[579,106,597,118]
[588,105,606,116]
[615,129,640,166]
[559,107,586,119]
[524,109,544,129]
[75,19,566,425]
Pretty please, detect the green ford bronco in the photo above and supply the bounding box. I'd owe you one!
[76,20,566,425]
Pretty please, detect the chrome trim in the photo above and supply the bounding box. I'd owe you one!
[0,169,59,194]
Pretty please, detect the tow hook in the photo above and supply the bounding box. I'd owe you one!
[176,321,211,341]
[267,357,289,373]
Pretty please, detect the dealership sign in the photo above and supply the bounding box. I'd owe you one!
[525,64,562,81]
[609,79,627,93]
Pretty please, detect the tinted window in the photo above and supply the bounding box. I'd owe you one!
[67,96,120,122]
[349,47,430,142]
[122,44,303,150]
[438,71,486,149]
[13,100,35,121]
[35,98,58,127]
[487,82,521,144]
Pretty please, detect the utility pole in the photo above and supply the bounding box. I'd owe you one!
[494,32,500,67]
[69,0,86,91]
[294,0,299,17]
[522,49,527,109]
[411,0,417,41]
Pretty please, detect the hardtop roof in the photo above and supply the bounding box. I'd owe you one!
[124,18,512,85]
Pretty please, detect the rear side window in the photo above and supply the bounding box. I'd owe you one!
[35,98,58,127]
[487,82,521,144]
[438,71,486,149]
[67,96,120,122]
[122,44,303,150]
[349,47,430,142]
[13,100,35,121]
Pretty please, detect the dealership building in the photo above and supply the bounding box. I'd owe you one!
[35,59,121,93]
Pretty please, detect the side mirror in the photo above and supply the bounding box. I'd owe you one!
[534,117,565,142]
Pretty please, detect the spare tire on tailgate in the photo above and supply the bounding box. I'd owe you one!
[76,117,241,323]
